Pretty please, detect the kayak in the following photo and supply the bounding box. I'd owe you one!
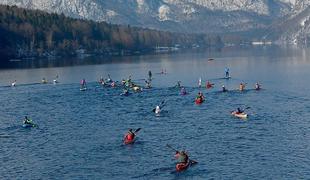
[22,123,36,128]
[195,98,204,104]
[176,160,197,172]
[206,84,213,89]
[231,111,248,118]
[80,87,87,91]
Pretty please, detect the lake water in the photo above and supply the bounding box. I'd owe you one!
[0,46,310,179]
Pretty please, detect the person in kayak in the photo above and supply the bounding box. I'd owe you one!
[196,91,204,100]
[53,74,59,84]
[255,82,260,90]
[80,79,86,89]
[239,83,245,91]
[236,108,244,114]
[122,89,129,96]
[175,150,189,163]
[175,81,181,88]
[222,85,227,92]
[124,129,135,142]
[42,78,47,84]
[23,116,33,125]
[145,80,151,88]
[148,70,152,80]
[180,87,187,95]
[11,80,17,87]
[225,67,230,78]
[99,76,104,84]
[155,105,161,114]
[198,78,202,88]
[107,74,112,82]
[206,81,214,89]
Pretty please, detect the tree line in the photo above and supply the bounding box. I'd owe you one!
[0,5,224,60]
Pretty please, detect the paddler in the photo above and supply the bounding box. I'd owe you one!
[42,78,47,84]
[155,105,161,114]
[196,91,204,100]
[11,80,16,87]
[255,82,260,90]
[107,74,112,82]
[23,116,32,125]
[236,108,243,114]
[222,85,227,92]
[175,150,189,164]
[124,129,135,141]
[225,67,230,78]
[239,83,245,91]
[180,87,187,95]
[206,81,213,89]
[148,70,152,80]
[80,79,86,88]
[175,81,181,88]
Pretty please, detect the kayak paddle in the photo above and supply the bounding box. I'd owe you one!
[166,144,178,153]
[134,128,141,134]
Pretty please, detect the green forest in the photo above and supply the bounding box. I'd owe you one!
[0,5,225,60]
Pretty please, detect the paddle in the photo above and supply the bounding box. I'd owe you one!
[134,128,141,134]
[166,144,178,153]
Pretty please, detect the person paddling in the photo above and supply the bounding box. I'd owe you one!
[148,70,152,80]
[23,116,33,125]
[145,80,151,88]
[236,107,244,114]
[222,85,227,92]
[80,79,86,89]
[42,78,47,84]
[155,105,161,114]
[175,81,181,88]
[125,129,135,141]
[180,87,187,95]
[239,83,245,91]
[107,74,112,83]
[175,150,189,164]
[124,128,141,144]
[11,80,17,87]
[206,81,214,89]
[196,91,204,101]
[225,67,230,78]
[255,82,261,90]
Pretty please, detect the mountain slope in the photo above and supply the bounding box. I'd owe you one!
[264,0,310,44]
[0,0,294,34]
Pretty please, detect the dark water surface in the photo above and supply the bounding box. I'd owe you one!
[1,46,310,179]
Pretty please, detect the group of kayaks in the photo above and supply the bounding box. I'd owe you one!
[18,70,260,173]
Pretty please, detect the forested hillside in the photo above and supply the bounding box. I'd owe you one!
[0,5,224,60]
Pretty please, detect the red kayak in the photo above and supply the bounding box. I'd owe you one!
[124,134,135,145]
[176,160,197,172]
[195,98,204,104]
[176,162,190,172]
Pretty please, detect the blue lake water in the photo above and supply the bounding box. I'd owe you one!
[0,46,310,179]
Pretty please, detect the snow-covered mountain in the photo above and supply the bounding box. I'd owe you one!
[0,0,308,44]
[264,0,310,44]
[0,0,294,33]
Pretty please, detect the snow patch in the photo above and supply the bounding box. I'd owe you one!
[158,5,170,21]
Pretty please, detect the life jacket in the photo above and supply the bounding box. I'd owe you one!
[126,133,134,141]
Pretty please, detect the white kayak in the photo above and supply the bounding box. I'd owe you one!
[80,87,87,91]
[22,123,36,128]
[231,111,248,118]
